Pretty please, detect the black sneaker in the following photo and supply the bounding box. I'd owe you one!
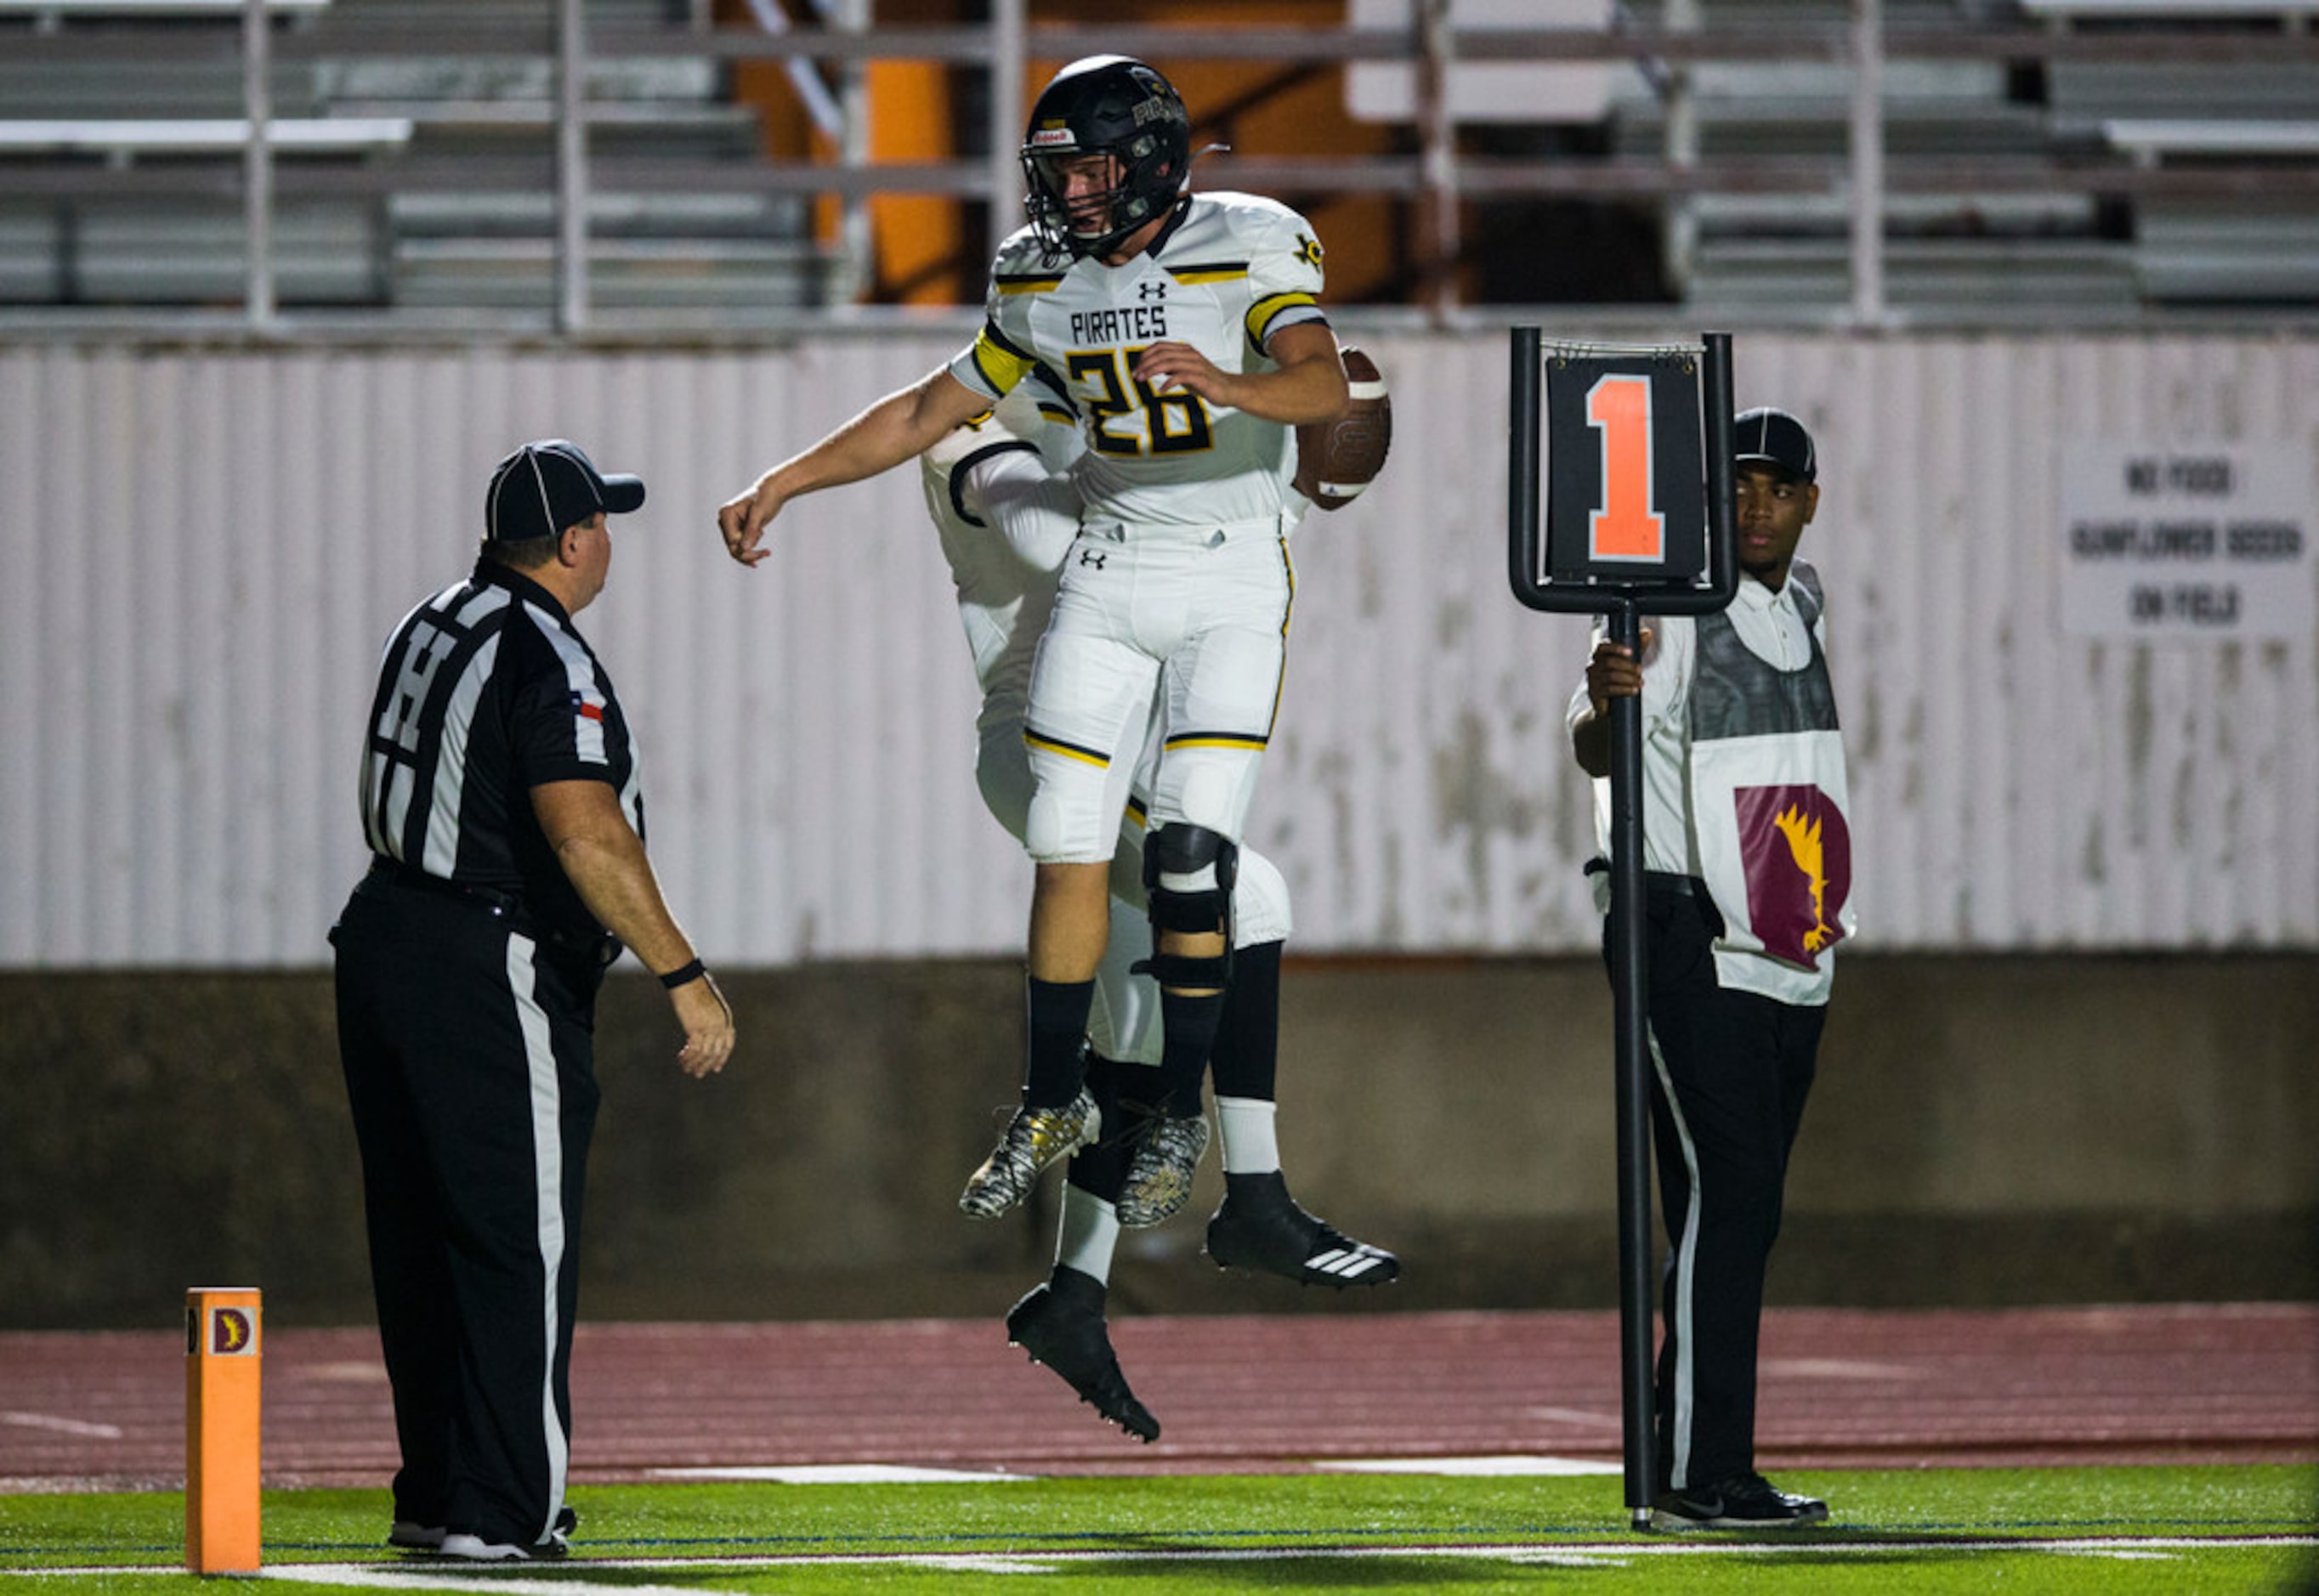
[1651,1472,1829,1531]
[1003,1280,1160,1444]
[1205,1172,1399,1288]
[438,1531,570,1561]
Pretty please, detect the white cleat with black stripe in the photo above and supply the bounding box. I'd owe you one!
[1205,1171,1400,1289]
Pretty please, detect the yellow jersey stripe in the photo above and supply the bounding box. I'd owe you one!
[1163,733,1270,753]
[1246,291,1320,347]
[1269,535,1296,733]
[1025,728,1112,769]
[971,328,1040,396]
[1170,265,1248,286]
[995,273,1065,296]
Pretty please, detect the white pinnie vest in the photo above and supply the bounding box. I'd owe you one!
[1687,559,1856,1006]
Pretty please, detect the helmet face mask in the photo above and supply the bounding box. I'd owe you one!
[1020,56,1190,262]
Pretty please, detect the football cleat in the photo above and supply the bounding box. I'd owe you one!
[959,1090,1100,1219]
[1005,1282,1160,1443]
[1114,1112,1211,1228]
[387,1522,445,1552]
[1205,1171,1399,1288]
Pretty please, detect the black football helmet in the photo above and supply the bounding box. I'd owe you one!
[1019,55,1191,262]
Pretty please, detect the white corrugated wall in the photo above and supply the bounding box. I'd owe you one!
[0,331,2311,968]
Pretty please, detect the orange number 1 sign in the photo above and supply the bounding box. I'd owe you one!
[1586,374,1665,562]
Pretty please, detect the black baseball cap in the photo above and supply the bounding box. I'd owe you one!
[485,439,646,543]
[1732,407,1817,484]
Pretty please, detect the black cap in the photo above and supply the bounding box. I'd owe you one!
[485,439,646,543]
[1732,407,1816,484]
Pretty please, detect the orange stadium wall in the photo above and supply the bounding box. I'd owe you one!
[2,953,2313,1332]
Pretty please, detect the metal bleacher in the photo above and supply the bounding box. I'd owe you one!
[0,0,2316,326]
[315,0,825,315]
[2040,32,2319,306]
[1605,0,2319,318]
[0,0,831,319]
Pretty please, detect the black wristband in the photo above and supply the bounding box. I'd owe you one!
[658,958,706,990]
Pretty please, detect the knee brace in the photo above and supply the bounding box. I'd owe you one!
[1133,823,1237,989]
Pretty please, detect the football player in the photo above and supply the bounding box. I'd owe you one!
[717,57,1361,1408]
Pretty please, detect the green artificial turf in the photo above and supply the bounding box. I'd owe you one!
[3,1467,2313,1595]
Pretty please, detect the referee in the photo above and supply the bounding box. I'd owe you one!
[331,438,734,1562]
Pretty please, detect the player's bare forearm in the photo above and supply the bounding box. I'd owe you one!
[718,370,989,565]
[1133,322,1347,426]
[800,371,989,490]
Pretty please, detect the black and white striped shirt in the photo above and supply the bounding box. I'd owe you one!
[359,558,643,941]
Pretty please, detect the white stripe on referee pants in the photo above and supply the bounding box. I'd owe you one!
[506,936,569,1541]
[1647,1021,1702,1492]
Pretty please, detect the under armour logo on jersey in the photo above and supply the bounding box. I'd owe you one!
[1079,547,1108,569]
[1137,279,1168,301]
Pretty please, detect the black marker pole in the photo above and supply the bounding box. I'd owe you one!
[1606,592,1657,1531]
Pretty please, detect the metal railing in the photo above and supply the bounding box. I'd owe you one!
[2,0,2316,335]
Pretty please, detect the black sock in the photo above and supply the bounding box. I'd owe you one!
[1064,1052,1132,1203]
[1024,976,1095,1109]
[1225,1169,1289,1204]
[1047,1261,1106,1310]
[1209,940,1282,1102]
[1154,985,1225,1118]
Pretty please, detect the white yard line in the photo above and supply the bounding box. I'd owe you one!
[0,1412,124,1439]
[9,1534,2310,1582]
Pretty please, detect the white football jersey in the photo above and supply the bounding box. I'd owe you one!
[946,190,1330,529]
[917,383,1083,720]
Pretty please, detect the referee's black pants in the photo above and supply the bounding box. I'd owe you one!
[1619,885,1823,1493]
[331,876,604,1548]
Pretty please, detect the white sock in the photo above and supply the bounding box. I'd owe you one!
[1215,1095,1279,1175]
[1055,1185,1120,1283]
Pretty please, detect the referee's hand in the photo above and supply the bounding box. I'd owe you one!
[672,973,736,1078]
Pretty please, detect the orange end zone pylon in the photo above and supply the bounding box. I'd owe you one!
[185,1287,262,1574]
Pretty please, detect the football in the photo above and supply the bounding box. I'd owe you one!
[1294,344,1392,511]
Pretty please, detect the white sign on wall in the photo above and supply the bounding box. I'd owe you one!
[2059,444,2314,640]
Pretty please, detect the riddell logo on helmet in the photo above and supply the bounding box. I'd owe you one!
[1029,127,1075,149]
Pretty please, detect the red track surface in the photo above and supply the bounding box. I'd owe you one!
[3,1305,2313,1493]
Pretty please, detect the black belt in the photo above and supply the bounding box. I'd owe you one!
[366,858,620,966]
[369,857,519,914]
[1584,857,1708,899]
